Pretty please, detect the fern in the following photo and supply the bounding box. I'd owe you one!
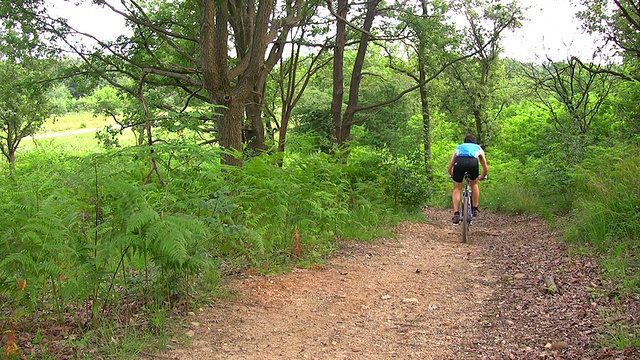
[126,208,161,235]
[0,272,13,297]
[0,135,404,338]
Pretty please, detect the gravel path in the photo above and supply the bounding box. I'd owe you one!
[150,208,639,360]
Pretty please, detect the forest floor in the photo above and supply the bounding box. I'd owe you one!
[147,207,640,360]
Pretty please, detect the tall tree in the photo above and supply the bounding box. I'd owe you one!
[573,0,640,146]
[2,0,305,167]
[444,0,522,145]
[577,0,640,81]
[330,0,350,146]
[329,0,383,147]
[395,0,459,176]
[259,0,331,159]
[524,58,615,137]
[266,41,332,159]
[0,59,56,166]
[197,0,304,165]
[0,11,57,167]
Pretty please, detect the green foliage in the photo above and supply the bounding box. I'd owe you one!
[210,147,402,270]
[604,320,640,350]
[0,134,409,356]
[290,89,334,151]
[578,0,640,72]
[566,145,640,294]
[610,80,640,141]
[0,58,57,164]
[494,102,552,161]
[379,152,429,208]
[48,83,76,114]
[79,85,124,117]
[486,101,583,216]
[0,148,214,326]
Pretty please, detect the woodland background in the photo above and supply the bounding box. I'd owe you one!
[0,0,638,358]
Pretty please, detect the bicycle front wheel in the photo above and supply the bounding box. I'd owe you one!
[461,195,469,243]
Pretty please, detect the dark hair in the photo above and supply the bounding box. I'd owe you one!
[463,134,477,144]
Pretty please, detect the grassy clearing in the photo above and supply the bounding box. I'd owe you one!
[20,128,138,155]
[19,112,137,155]
[42,112,116,133]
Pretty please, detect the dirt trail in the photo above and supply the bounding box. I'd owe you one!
[149,208,639,360]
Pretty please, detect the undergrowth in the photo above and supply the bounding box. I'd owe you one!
[563,145,640,350]
[566,145,640,295]
[0,141,416,358]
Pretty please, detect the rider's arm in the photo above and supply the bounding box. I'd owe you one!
[447,151,456,177]
[478,151,488,180]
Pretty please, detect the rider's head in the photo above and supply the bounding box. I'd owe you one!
[463,134,477,144]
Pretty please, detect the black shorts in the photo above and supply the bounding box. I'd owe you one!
[452,156,479,183]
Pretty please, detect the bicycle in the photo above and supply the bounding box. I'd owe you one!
[459,173,474,243]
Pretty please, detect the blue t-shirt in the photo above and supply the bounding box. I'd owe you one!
[455,143,482,158]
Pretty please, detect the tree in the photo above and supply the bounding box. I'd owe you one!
[258,0,332,159]
[578,0,640,62]
[327,0,448,151]
[443,0,522,145]
[394,0,459,176]
[0,59,56,166]
[199,1,301,162]
[329,0,382,147]
[266,43,332,159]
[576,0,640,83]
[524,58,615,137]
[2,0,305,167]
[573,0,640,151]
[610,79,640,140]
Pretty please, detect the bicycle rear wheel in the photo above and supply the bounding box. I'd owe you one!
[461,194,469,243]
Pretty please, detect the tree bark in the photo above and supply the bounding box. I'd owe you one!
[218,98,246,167]
[332,0,380,147]
[330,0,348,145]
[245,84,266,152]
[341,0,380,145]
[416,0,432,176]
[199,1,271,166]
[419,66,432,177]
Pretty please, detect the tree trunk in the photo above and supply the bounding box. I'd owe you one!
[278,112,291,153]
[218,98,245,167]
[473,104,484,145]
[5,126,16,168]
[419,72,432,177]
[277,122,288,153]
[245,86,266,152]
[330,0,348,145]
[7,150,15,168]
[336,0,380,146]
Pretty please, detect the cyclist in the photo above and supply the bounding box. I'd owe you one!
[447,134,488,224]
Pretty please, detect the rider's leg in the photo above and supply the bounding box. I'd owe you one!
[452,182,463,213]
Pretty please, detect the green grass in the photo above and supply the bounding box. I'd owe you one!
[605,322,640,350]
[565,146,640,296]
[19,129,138,155]
[43,111,116,133]
[18,112,137,156]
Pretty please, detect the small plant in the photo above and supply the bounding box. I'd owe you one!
[606,323,640,350]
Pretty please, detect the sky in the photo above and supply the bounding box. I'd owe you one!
[48,0,129,42]
[501,0,603,62]
[49,0,602,63]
